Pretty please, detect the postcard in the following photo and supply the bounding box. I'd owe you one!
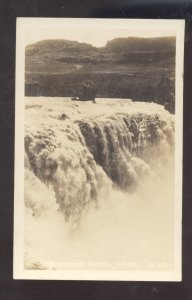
[14,18,184,281]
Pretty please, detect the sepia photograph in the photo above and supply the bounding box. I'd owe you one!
[14,18,184,281]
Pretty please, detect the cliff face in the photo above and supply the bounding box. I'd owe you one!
[25,37,175,101]
[105,37,175,52]
[26,37,175,65]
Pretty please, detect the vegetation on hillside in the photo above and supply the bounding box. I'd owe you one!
[25,37,176,112]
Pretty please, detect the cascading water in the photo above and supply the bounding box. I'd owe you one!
[24,97,175,270]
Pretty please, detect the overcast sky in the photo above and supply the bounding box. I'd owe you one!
[25,29,175,48]
[22,19,177,47]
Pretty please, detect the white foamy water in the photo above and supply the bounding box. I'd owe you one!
[24,97,175,271]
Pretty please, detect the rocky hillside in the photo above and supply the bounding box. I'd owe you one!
[25,37,175,102]
[105,37,175,52]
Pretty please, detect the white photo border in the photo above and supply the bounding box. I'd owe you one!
[14,18,185,281]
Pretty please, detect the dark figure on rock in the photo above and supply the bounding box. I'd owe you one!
[79,80,97,103]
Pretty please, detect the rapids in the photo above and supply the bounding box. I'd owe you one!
[24,97,175,270]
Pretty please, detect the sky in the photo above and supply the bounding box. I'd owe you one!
[23,19,177,47]
[25,28,175,48]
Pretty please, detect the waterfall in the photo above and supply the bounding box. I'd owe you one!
[24,98,175,270]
